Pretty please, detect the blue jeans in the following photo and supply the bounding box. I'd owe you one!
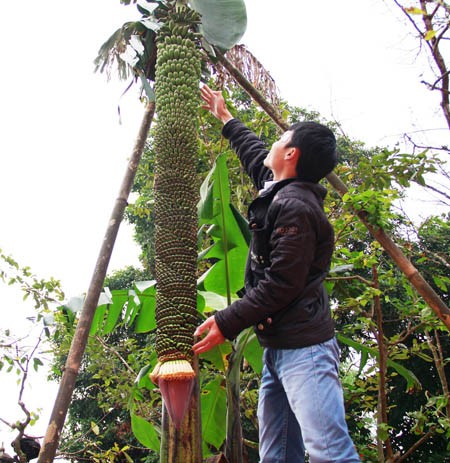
[257,338,360,463]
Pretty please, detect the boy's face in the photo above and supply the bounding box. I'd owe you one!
[263,130,294,176]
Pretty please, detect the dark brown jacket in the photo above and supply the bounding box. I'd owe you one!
[214,119,335,348]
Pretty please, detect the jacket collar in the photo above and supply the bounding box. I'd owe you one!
[259,177,327,201]
[258,178,296,198]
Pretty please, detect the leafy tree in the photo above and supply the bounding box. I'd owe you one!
[326,134,450,461]
[0,250,64,462]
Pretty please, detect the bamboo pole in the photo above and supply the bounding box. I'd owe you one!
[216,51,450,331]
[37,101,156,463]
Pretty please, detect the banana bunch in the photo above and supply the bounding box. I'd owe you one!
[152,11,201,376]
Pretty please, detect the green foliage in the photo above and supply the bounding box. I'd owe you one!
[60,281,158,336]
[131,413,160,451]
[342,187,399,228]
[416,213,450,304]
[105,266,152,290]
[86,442,136,463]
[198,153,249,297]
[53,327,160,462]
[354,148,436,189]
[337,334,421,391]
[328,131,450,460]
[200,376,227,449]
[7,1,448,461]
[0,248,64,313]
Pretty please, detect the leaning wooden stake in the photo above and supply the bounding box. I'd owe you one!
[216,51,450,331]
[37,102,156,463]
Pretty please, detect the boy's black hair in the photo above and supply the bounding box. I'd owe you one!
[287,122,337,182]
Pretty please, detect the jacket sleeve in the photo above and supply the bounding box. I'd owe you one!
[222,119,273,190]
[215,197,317,340]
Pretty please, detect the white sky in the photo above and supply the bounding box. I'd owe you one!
[0,0,448,458]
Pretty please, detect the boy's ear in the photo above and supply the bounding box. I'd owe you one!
[286,146,300,160]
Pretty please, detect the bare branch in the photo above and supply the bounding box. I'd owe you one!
[426,329,450,416]
[327,275,374,287]
[392,0,450,129]
[0,417,17,430]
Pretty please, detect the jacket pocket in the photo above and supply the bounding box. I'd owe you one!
[249,222,271,266]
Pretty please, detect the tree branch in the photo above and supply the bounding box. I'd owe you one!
[419,0,450,128]
[395,426,436,462]
[425,329,450,417]
[327,275,374,287]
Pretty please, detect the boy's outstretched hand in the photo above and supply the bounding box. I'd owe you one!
[192,315,226,354]
[200,85,234,124]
